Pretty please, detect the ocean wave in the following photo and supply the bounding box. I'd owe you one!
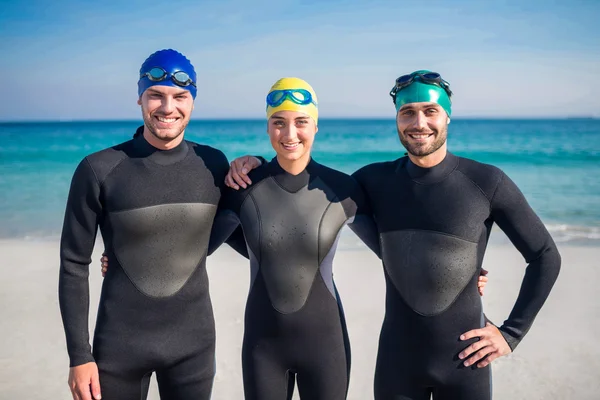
[4,224,599,247]
[546,224,600,242]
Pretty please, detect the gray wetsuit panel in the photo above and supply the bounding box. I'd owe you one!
[240,177,347,313]
[110,203,217,297]
[381,230,479,316]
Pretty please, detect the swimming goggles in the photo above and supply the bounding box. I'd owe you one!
[266,89,317,108]
[140,67,196,88]
[389,72,452,103]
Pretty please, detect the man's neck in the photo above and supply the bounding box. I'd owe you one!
[143,127,184,150]
[407,143,448,168]
[277,153,311,176]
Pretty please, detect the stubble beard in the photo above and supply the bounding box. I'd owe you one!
[399,125,447,157]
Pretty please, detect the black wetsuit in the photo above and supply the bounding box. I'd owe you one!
[59,130,235,399]
[211,158,379,400]
[353,152,561,400]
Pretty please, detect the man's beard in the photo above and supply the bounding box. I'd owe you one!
[398,125,447,157]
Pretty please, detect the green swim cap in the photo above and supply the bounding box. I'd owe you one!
[393,70,452,116]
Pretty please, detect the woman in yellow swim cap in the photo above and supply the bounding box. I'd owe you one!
[264,77,319,174]
[221,76,379,399]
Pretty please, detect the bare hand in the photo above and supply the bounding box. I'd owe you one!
[459,322,511,368]
[224,156,262,190]
[100,254,107,277]
[478,268,489,296]
[68,362,101,400]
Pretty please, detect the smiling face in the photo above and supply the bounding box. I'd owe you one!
[267,110,317,168]
[138,85,194,144]
[396,102,449,158]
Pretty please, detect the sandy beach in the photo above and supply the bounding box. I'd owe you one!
[1,236,598,399]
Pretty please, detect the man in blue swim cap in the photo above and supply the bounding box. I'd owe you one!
[58,49,252,400]
[137,48,197,146]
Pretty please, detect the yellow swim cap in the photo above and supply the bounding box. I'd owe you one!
[266,77,318,124]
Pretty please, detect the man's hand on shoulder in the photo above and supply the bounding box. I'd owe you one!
[225,156,263,190]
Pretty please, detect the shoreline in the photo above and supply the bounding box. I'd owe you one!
[3,222,600,248]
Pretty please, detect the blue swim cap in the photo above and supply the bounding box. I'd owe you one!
[138,49,197,99]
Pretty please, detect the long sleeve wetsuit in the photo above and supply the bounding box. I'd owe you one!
[59,130,232,400]
[211,158,379,400]
[353,152,561,400]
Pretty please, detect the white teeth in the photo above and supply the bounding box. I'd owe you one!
[410,134,431,139]
[282,142,300,149]
[157,117,177,123]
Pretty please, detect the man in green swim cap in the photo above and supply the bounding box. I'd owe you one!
[352,70,560,399]
[391,70,453,161]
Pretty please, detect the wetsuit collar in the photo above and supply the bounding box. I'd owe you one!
[132,125,189,165]
[402,151,459,184]
[268,157,318,193]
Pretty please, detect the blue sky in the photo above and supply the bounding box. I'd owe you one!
[1,0,599,120]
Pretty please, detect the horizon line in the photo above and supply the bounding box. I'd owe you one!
[1,116,599,124]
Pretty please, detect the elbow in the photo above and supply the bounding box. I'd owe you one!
[539,242,562,282]
[551,246,562,279]
[525,240,561,282]
[546,237,562,273]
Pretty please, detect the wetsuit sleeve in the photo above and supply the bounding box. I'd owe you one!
[205,149,248,258]
[349,215,381,257]
[58,158,102,367]
[491,172,561,350]
[207,211,246,257]
[223,226,248,258]
[349,170,381,258]
[348,187,381,258]
[208,188,248,258]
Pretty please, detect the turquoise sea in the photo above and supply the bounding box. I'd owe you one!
[0,119,599,244]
